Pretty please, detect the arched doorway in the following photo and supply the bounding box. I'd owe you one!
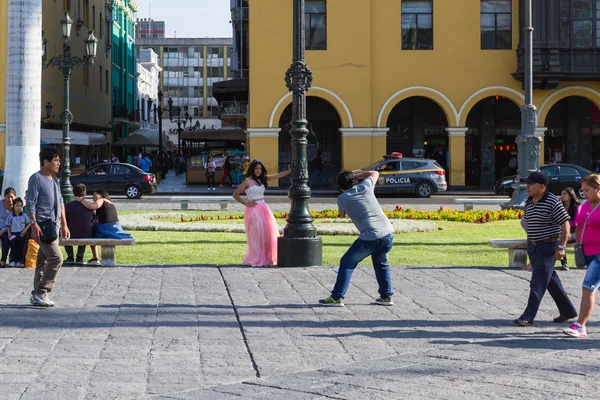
[385,97,449,170]
[278,97,342,188]
[465,96,521,189]
[545,96,600,170]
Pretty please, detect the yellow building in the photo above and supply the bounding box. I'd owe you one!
[246,0,600,189]
[0,1,7,169]
[41,0,113,167]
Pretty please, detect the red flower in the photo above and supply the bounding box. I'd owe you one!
[439,206,444,211]
[180,216,185,222]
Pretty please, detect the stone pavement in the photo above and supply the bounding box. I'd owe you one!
[1,264,598,399]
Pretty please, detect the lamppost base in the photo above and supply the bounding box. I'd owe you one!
[277,236,323,267]
[502,184,529,210]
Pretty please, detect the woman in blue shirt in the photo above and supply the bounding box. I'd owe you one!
[0,187,16,267]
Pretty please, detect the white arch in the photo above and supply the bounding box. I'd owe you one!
[538,85,600,124]
[376,86,459,127]
[457,86,525,124]
[268,86,354,128]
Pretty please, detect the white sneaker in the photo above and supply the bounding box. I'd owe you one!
[8,262,15,267]
[16,262,24,268]
[32,293,55,307]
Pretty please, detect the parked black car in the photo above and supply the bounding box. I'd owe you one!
[70,163,157,199]
[495,164,592,199]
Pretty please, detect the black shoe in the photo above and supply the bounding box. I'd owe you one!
[65,257,75,264]
[75,258,84,265]
[553,312,578,323]
[514,318,533,327]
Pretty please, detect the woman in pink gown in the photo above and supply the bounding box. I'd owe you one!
[232,160,291,267]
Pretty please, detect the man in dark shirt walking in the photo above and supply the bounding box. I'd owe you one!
[514,172,577,326]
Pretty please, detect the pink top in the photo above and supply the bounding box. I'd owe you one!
[576,202,600,256]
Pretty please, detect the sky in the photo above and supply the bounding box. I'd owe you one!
[135,0,233,38]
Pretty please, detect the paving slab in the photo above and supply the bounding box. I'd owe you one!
[0,264,598,398]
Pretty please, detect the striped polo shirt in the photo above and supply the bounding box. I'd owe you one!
[524,191,570,241]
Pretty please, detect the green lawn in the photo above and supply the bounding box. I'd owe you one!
[95,219,554,267]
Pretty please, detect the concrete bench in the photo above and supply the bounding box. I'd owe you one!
[171,196,236,210]
[59,238,135,267]
[488,239,527,268]
[454,198,511,211]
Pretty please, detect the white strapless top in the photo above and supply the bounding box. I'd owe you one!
[245,180,265,202]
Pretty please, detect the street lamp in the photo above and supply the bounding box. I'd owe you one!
[44,102,54,121]
[43,12,97,203]
[168,99,186,154]
[505,0,539,209]
[157,90,164,177]
[277,0,322,267]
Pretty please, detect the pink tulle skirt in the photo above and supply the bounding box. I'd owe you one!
[243,202,279,267]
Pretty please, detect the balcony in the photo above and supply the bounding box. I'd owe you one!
[220,101,248,117]
[229,69,249,79]
[112,106,141,129]
[513,47,600,89]
[231,7,248,21]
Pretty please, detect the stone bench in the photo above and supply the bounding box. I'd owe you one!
[488,239,527,268]
[454,198,511,211]
[170,196,237,211]
[59,238,135,267]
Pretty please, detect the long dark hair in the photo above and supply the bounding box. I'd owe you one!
[562,187,580,219]
[94,189,111,200]
[247,160,268,187]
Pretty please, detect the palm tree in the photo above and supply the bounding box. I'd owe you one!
[3,0,42,196]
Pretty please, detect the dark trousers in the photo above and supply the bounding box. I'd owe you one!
[65,246,86,260]
[206,174,216,188]
[1,232,9,262]
[9,235,25,263]
[521,241,576,322]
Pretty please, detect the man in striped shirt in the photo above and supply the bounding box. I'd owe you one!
[514,172,578,326]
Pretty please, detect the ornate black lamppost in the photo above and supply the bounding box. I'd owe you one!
[43,12,98,203]
[506,0,539,209]
[277,0,322,267]
[167,98,188,154]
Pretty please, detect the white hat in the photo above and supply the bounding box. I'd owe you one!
[244,156,250,160]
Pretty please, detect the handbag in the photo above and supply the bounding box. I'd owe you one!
[38,179,59,244]
[575,202,600,268]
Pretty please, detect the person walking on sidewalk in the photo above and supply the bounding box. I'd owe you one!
[220,155,233,187]
[319,169,394,307]
[563,174,600,338]
[514,172,577,326]
[309,152,329,188]
[27,147,71,307]
[558,187,581,270]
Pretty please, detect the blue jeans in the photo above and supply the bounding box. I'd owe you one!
[331,233,394,299]
[582,254,600,292]
[521,241,576,322]
[309,169,326,187]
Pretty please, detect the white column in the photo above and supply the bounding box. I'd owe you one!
[3,0,42,196]
[535,127,547,166]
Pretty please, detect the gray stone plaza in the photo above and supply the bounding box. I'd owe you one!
[0,263,598,399]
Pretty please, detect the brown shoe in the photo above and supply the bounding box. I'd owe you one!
[514,318,533,327]
[553,312,578,323]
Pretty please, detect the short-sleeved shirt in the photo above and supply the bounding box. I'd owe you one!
[524,191,570,241]
[5,213,30,233]
[65,201,95,238]
[337,177,394,241]
[576,202,600,256]
[0,201,12,233]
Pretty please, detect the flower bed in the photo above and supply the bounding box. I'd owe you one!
[120,212,438,236]
[273,207,523,224]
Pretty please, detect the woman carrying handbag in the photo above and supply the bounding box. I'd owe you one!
[563,174,600,338]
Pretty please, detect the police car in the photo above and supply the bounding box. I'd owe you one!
[361,153,447,198]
